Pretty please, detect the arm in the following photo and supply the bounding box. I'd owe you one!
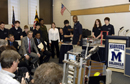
[92,32,96,38]
[21,38,27,56]
[48,29,51,43]
[57,29,60,42]
[112,25,115,36]
[20,28,23,39]
[33,38,39,54]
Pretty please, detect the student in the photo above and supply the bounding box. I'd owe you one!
[92,19,102,39]
[48,22,60,58]
[9,21,23,40]
[22,25,29,37]
[33,23,42,37]
[63,20,73,43]
[101,17,115,39]
[0,22,9,40]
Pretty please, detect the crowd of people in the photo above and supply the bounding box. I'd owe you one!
[0,15,115,84]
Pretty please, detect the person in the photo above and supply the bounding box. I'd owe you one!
[33,23,42,37]
[22,25,29,37]
[9,21,23,40]
[0,50,26,84]
[48,22,60,58]
[0,39,8,71]
[69,15,82,46]
[92,19,102,39]
[101,17,115,39]
[34,33,51,64]
[8,34,19,51]
[39,18,49,50]
[19,31,40,66]
[34,62,63,84]
[0,21,9,40]
[0,46,33,84]
[63,20,73,43]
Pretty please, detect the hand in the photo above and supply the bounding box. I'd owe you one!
[21,77,26,84]
[25,72,30,79]
[70,35,73,38]
[25,55,30,60]
[5,37,8,40]
[68,29,71,31]
[37,53,41,57]
[41,49,44,52]
[77,41,80,46]
[49,43,51,46]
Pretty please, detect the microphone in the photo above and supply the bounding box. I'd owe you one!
[118,26,124,36]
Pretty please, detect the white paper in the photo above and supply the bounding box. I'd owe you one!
[38,43,44,49]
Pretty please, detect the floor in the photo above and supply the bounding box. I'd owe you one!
[49,57,130,84]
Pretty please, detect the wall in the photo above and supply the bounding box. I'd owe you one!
[5,0,51,30]
[53,0,130,36]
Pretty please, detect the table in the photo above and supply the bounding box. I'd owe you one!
[59,44,73,64]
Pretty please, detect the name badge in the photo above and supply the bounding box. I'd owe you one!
[4,32,7,34]
[18,31,20,33]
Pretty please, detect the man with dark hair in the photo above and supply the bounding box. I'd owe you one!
[69,15,82,46]
[0,50,21,84]
[19,31,40,66]
[63,20,73,43]
[34,32,51,64]
[0,21,9,40]
[9,21,23,40]
[33,23,42,37]
[22,25,29,37]
[34,62,63,84]
[8,34,19,51]
[101,17,115,39]
[39,18,50,50]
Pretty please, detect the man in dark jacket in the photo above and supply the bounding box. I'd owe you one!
[8,34,19,51]
[34,32,51,64]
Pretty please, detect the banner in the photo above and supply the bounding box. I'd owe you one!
[108,43,126,69]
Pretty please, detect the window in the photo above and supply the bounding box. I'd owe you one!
[8,0,20,24]
[28,0,39,24]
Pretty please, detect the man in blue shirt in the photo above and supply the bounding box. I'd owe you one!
[69,15,82,46]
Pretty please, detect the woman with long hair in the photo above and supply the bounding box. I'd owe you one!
[92,19,102,39]
[48,22,60,58]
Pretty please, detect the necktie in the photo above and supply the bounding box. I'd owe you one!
[28,39,31,53]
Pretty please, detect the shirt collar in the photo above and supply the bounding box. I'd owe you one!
[15,27,18,30]
[0,28,4,31]
[1,69,15,78]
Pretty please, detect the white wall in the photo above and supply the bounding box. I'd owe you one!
[5,0,51,30]
[53,0,130,36]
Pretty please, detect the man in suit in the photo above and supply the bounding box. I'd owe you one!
[8,34,19,51]
[20,31,40,65]
[34,32,51,64]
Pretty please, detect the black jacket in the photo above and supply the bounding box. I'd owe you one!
[8,40,19,51]
[34,38,47,52]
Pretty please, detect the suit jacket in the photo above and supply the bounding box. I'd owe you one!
[20,36,39,55]
[8,40,19,51]
[34,38,47,52]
